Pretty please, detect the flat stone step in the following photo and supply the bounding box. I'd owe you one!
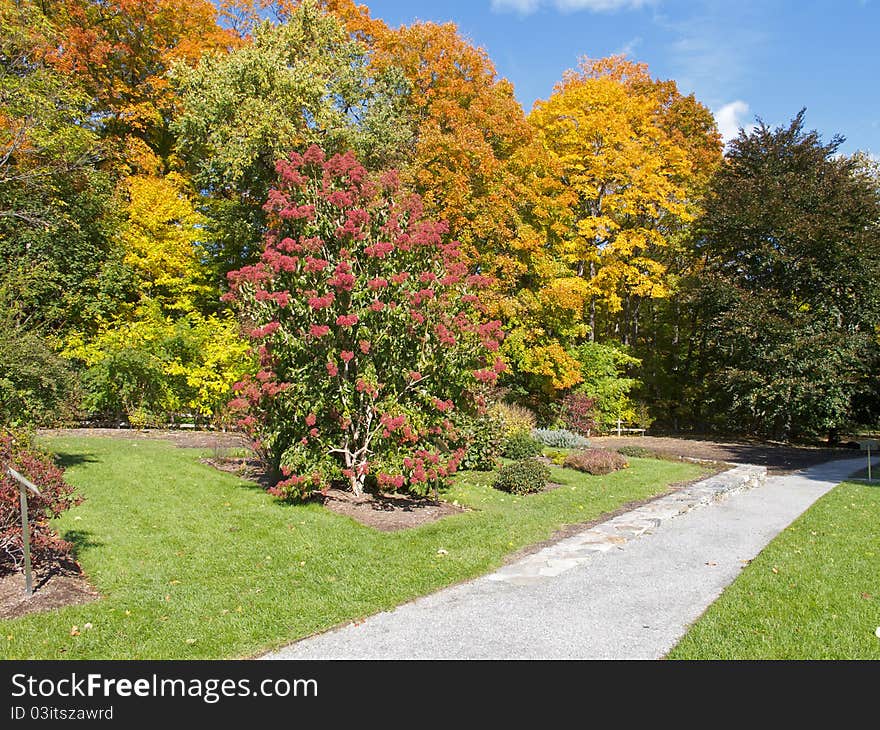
[487,463,767,585]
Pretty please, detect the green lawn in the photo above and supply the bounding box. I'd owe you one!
[669,480,880,659]
[0,436,703,659]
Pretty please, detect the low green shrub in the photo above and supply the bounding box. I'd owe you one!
[455,411,504,471]
[502,430,543,460]
[0,317,80,428]
[563,448,628,475]
[532,428,590,449]
[492,458,551,495]
[615,445,656,459]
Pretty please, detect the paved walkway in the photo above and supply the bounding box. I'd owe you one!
[261,456,873,660]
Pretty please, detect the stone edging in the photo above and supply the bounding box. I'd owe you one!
[486,463,767,586]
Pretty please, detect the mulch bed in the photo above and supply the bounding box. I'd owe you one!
[320,488,466,531]
[0,569,100,620]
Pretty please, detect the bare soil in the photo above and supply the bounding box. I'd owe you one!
[320,488,466,531]
[591,435,856,474]
[0,570,100,620]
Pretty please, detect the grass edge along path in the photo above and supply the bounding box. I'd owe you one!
[0,436,705,660]
[668,479,880,659]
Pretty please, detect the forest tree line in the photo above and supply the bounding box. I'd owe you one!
[2,0,879,442]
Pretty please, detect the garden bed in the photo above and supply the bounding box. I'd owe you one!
[0,571,99,620]
[0,435,706,659]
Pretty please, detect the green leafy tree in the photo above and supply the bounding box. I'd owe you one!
[686,111,880,439]
[171,1,412,287]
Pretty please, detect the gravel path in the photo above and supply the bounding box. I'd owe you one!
[261,455,873,660]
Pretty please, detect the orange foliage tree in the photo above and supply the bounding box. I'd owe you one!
[43,0,236,172]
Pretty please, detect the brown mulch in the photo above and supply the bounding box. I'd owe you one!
[590,435,857,474]
[0,570,100,620]
[39,427,247,450]
[320,488,466,531]
[199,456,275,489]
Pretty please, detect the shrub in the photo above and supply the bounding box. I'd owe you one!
[502,430,543,460]
[489,401,538,436]
[0,316,80,428]
[455,411,504,472]
[544,449,568,466]
[560,392,597,436]
[532,428,590,449]
[563,448,628,475]
[0,431,82,573]
[69,303,253,426]
[225,145,504,499]
[493,458,551,495]
[615,445,658,459]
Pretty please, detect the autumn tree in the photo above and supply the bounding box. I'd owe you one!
[529,56,701,346]
[42,0,235,173]
[226,145,504,498]
[172,0,412,287]
[682,112,880,439]
[0,0,120,337]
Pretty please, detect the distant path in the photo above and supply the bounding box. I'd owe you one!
[261,456,871,660]
[39,429,855,473]
[38,428,246,450]
[591,435,854,474]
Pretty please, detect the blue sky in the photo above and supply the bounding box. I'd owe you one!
[354,0,879,156]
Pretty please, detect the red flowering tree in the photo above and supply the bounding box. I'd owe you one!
[225,145,504,499]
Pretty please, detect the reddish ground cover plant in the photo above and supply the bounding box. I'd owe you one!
[1,431,82,573]
[563,448,628,476]
[225,145,505,499]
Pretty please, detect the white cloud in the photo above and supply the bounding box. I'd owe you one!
[490,0,541,13]
[714,100,756,144]
[491,0,650,15]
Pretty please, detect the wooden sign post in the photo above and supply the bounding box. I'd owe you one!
[858,440,879,483]
[4,465,42,597]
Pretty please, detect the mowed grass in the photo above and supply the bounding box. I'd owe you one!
[669,481,880,659]
[0,436,703,659]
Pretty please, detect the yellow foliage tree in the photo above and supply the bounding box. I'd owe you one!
[529,56,714,344]
[121,172,211,312]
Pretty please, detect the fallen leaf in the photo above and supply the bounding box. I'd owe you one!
[771,567,779,574]
[862,593,872,600]
[70,626,80,636]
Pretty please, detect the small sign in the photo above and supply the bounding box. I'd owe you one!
[858,440,878,483]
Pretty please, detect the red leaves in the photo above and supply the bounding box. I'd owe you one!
[1,432,82,572]
[307,293,335,310]
[226,143,505,499]
[335,314,358,327]
[364,242,394,258]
